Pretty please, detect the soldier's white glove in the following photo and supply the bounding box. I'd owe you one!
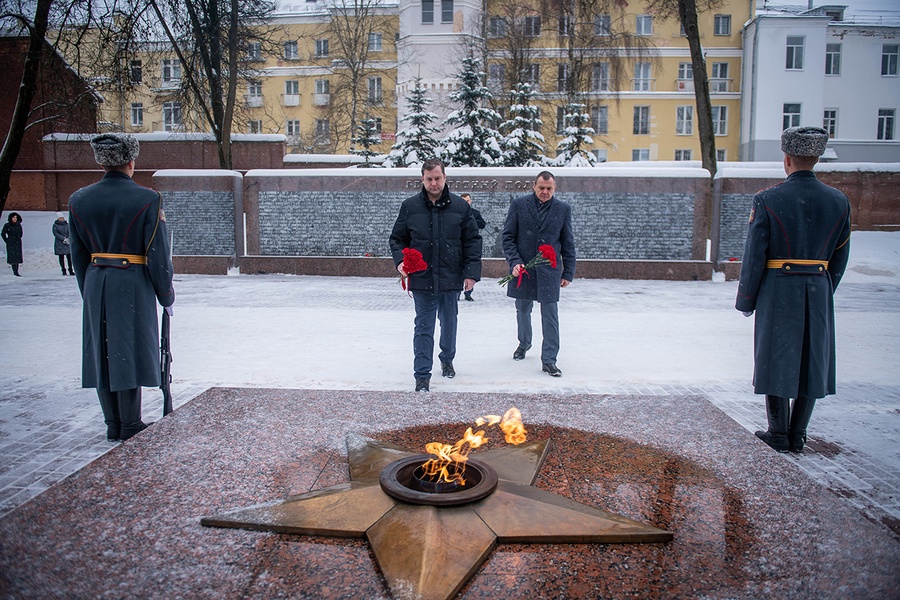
[742,311,753,317]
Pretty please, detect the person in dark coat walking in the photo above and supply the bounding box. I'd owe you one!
[389,158,483,392]
[459,193,486,302]
[69,133,175,442]
[501,171,576,377]
[2,212,24,276]
[736,126,851,454]
[52,213,74,276]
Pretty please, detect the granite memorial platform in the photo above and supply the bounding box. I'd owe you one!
[1,388,897,599]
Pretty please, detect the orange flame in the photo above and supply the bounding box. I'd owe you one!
[420,407,527,485]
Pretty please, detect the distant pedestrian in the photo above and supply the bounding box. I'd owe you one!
[2,212,23,277]
[389,158,483,392]
[736,126,851,454]
[459,193,486,302]
[501,171,576,377]
[52,213,74,276]
[69,133,175,442]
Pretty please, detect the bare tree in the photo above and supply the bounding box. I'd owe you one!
[646,0,723,175]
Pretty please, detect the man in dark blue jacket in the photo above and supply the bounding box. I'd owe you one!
[389,159,482,391]
[69,134,175,441]
[502,171,576,377]
[736,127,851,453]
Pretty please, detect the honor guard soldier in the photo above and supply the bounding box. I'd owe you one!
[736,126,851,453]
[69,134,175,441]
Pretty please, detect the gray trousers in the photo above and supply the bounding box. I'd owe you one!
[515,299,560,365]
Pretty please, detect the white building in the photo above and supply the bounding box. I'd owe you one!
[741,3,900,162]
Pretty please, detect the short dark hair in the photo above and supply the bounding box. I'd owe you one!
[422,158,445,174]
[535,170,555,184]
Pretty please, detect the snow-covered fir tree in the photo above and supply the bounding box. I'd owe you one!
[351,116,383,167]
[439,57,503,167]
[499,82,547,167]
[552,103,596,167]
[386,78,441,167]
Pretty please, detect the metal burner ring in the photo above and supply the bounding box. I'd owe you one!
[379,455,498,506]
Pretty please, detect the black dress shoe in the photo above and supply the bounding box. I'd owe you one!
[415,378,430,392]
[512,345,530,360]
[464,293,473,301]
[441,361,455,378]
[542,363,562,377]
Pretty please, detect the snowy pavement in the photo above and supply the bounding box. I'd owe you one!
[1,213,899,539]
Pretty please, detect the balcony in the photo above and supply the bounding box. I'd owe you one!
[283,94,300,107]
[710,78,732,93]
[314,93,330,106]
[676,79,694,92]
[245,95,263,108]
[632,78,655,92]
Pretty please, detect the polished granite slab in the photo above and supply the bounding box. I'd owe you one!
[1,388,897,599]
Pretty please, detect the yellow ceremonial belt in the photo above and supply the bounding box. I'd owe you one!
[766,259,828,271]
[91,253,148,266]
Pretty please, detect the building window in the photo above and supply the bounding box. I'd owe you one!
[285,80,299,95]
[556,106,570,134]
[786,36,804,70]
[557,63,569,92]
[633,106,650,135]
[825,44,841,75]
[246,42,262,61]
[161,59,181,86]
[368,33,382,52]
[373,117,383,134]
[524,64,540,90]
[368,76,383,104]
[524,16,541,37]
[674,149,692,161]
[783,103,801,129]
[591,105,608,134]
[316,39,329,57]
[422,0,433,24]
[635,15,652,36]
[592,148,608,162]
[488,17,508,37]
[882,44,899,76]
[249,120,262,134]
[315,79,329,95]
[591,62,609,91]
[823,109,838,138]
[284,41,298,60]
[713,14,731,36]
[130,60,142,84]
[315,119,330,143]
[678,62,693,80]
[711,105,728,135]
[632,148,650,161]
[286,120,301,136]
[441,0,453,22]
[488,63,506,87]
[163,102,182,131]
[130,103,143,126]
[247,80,263,107]
[877,109,895,140]
[676,106,693,135]
[558,14,572,37]
[711,62,729,92]
[594,14,611,36]
[634,62,651,91]
[717,149,727,162]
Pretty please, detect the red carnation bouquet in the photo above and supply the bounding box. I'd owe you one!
[400,247,428,292]
[499,244,557,288]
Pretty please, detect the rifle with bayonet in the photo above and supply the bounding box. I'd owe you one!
[160,309,173,416]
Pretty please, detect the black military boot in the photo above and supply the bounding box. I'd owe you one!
[788,396,817,453]
[118,388,149,441]
[11,264,21,276]
[755,395,790,453]
[97,389,121,442]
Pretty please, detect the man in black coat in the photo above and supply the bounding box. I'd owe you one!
[459,193,486,302]
[501,171,576,377]
[69,133,175,441]
[736,126,851,453]
[389,158,482,391]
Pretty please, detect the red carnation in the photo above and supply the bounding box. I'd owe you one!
[402,248,428,274]
[538,244,557,269]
